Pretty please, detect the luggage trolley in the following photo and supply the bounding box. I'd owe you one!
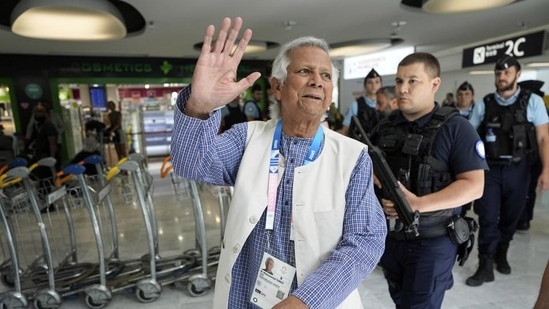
[120,155,211,296]
[61,157,169,308]
[0,176,27,308]
[0,165,62,308]
[23,158,96,287]
[68,156,194,307]
[0,157,105,309]
[159,155,232,296]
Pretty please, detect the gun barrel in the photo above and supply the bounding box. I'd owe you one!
[351,116,420,235]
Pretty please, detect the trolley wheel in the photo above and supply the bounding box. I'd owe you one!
[84,285,111,309]
[135,288,160,303]
[187,277,211,297]
[135,280,161,303]
[0,292,28,309]
[84,294,107,309]
[33,290,61,309]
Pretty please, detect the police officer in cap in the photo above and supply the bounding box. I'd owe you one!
[454,81,476,120]
[339,68,382,137]
[466,55,549,287]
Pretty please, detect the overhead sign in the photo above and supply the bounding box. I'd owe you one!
[462,31,546,68]
[343,46,415,80]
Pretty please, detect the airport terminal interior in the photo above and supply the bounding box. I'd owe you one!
[1,0,549,308]
[0,160,546,308]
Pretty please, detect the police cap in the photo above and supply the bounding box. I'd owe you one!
[495,56,521,71]
[366,68,380,79]
[457,81,474,93]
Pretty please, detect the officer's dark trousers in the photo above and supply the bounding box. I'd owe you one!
[474,159,530,255]
[380,236,457,309]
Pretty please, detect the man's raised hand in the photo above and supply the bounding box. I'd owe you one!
[186,17,261,118]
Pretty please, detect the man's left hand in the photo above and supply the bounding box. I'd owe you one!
[272,296,309,309]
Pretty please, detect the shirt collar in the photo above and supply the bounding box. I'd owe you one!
[494,86,521,106]
[362,96,377,108]
[392,103,439,127]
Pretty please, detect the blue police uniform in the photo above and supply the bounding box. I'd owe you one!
[466,85,548,286]
[342,96,377,128]
[371,103,487,308]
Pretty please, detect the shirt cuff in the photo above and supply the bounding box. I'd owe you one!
[176,85,192,113]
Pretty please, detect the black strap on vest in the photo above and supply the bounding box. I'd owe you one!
[355,96,378,133]
[381,105,459,196]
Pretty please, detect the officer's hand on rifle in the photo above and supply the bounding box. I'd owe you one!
[398,182,420,212]
[381,198,398,219]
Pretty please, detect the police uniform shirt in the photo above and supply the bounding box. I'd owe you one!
[244,100,261,119]
[453,101,475,120]
[371,105,489,191]
[342,96,377,127]
[468,86,549,130]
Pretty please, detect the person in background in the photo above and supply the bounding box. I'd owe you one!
[466,56,549,287]
[535,259,549,309]
[375,86,398,118]
[0,124,14,166]
[25,103,58,163]
[370,52,487,308]
[106,100,127,162]
[454,81,476,119]
[326,102,344,131]
[170,17,386,308]
[220,94,247,133]
[26,104,59,212]
[26,100,63,169]
[243,83,263,121]
[442,92,455,106]
[338,68,383,137]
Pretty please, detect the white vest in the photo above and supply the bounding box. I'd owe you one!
[213,120,367,308]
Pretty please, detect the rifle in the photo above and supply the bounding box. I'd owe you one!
[351,116,420,236]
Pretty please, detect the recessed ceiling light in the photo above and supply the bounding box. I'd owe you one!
[193,40,279,55]
[525,62,549,68]
[4,0,146,41]
[401,0,522,14]
[329,38,403,58]
[468,70,494,75]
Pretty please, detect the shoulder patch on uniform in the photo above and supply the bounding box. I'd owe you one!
[475,140,485,159]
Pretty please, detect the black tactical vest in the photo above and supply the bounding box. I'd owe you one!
[349,96,379,138]
[376,106,459,202]
[478,89,537,164]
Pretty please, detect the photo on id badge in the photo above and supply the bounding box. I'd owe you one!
[251,253,295,308]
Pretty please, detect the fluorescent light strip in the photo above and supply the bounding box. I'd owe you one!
[526,62,549,68]
[468,70,494,75]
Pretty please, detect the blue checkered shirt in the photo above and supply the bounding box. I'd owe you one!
[171,86,386,308]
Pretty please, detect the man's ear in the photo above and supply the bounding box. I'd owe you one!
[270,78,282,100]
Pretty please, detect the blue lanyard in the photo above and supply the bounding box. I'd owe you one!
[265,120,323,230]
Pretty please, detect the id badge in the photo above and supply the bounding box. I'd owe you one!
[250,252,296,308]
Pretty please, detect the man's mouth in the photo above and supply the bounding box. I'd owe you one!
[303,94,322,101]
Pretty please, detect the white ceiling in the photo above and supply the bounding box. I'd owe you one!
[1,0,548,73]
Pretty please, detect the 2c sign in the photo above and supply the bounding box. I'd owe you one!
[462,30,545,68]
[504,37,526,57]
